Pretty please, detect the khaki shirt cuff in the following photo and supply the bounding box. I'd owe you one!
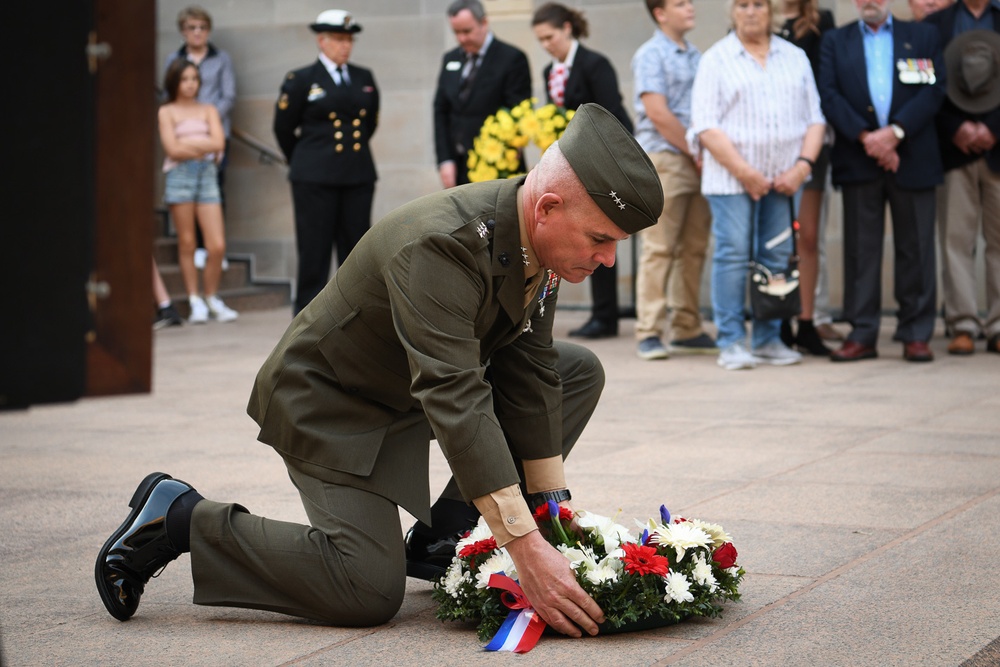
[472,485,537,547]
[521,456,566,494]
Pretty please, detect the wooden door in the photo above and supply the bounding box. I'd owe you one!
[0,0,154,409]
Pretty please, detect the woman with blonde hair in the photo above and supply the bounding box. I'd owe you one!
[159,58,238,323]
[690,0,826,370]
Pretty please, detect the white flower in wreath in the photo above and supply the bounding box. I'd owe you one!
[584,556,622,585]
[475,550,517,589]
[651,522,712,562]
[664,571,695,603]
[576,510,634,553]
[690,554,719,593]
[557,544,593,569]
[687,518,731,548]
[443,560,472,599]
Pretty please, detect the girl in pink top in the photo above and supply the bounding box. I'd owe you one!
[159,59,237,323]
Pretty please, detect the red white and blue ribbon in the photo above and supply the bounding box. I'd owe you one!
[483,574,547,653]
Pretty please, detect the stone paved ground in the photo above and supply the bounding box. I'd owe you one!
[2,307,998,666]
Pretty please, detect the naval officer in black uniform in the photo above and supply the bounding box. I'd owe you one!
[274,9,380,314]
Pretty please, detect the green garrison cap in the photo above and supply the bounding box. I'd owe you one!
[559,103,663,234]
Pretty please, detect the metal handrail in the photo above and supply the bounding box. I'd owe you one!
[231,128,287,167]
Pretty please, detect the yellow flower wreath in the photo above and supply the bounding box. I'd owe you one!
[466,98,575,182]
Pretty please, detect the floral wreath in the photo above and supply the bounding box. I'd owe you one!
[432,502,744,652]
[466,98,575,182]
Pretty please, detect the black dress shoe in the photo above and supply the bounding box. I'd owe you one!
[404,526,471,581]
[95,472,194,621]
[568,319,618,339]
[794,320,831,356]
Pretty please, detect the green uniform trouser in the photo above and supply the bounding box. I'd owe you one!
[189,341,604,624]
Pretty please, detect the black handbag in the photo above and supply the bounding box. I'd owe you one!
[747,197,801,321]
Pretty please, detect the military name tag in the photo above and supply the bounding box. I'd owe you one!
[446,60,462,71]
[308,84,327,101]
[897,58,935,85]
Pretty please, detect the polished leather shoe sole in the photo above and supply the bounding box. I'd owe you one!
[404,526,466,581]
[95,472,189,621]
[830,344,878,362]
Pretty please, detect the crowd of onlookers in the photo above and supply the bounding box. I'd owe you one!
[154,0,1000,370]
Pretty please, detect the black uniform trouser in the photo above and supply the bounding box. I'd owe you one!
[840,175,937,346]
[588,262,619,324]
[291,180,375,314]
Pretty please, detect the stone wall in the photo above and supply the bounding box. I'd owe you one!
[156,0,965,314]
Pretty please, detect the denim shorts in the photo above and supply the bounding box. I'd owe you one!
[164,159,221,205]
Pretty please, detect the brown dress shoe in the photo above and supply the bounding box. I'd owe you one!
[947,332,975,356]
[816,322,845,342]
[903,341,934,362]
[830,340,878,362]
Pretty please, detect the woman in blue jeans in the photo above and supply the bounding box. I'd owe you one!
[689,0,825,370]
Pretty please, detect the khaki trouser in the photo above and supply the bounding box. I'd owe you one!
[189,341,604,624]
[635,150,712,342]
[937,158,1000,337]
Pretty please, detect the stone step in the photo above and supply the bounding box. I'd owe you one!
[168,284,291,319]
[154,236,292,313]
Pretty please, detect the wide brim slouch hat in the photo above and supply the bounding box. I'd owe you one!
[557,103,663,235]
[944,29,1000,114]
[310,9,362,34]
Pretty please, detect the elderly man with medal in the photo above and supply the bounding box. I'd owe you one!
[274,9,380,314]
[95,105,665,637]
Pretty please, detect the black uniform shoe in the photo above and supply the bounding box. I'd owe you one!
[568,319,618,339]
[95,472,194,621]
[404,526,471,581]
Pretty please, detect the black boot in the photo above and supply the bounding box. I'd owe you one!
[404,498,480,581]
[795,319,831,356]
[95,473,200,621]
[780,318,795,348]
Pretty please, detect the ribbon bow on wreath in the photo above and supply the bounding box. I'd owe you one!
[482,574,547,653]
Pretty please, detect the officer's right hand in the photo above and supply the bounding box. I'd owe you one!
[504,530,605,637]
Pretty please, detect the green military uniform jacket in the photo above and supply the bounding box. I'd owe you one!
[247,177,563,524]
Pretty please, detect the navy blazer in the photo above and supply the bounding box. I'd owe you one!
[541,43,633,133]
[819,19,946,189]
[925,3,1000,172]
[273,61,379,186]
[433,39,532,165]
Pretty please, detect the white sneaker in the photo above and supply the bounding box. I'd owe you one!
[193,248,229,271]
[717,344,757,370]
[205,294,238,322]
[188,295,209,324]
[753,340,803,366]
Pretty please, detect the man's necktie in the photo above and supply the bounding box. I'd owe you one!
[458,52,479,103]
[339,65,350,86]
[548,63,568,107]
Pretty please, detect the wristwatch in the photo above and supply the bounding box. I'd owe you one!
[890,123,906,141]
[527,488,572,509]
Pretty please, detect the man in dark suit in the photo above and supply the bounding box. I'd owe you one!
[95,105,664,636]
[274,10,380,314]
[433,0,531,188]
[925,4,1000,355]
[819,0,945,362]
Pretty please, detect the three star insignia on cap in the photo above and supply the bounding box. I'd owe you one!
[610,191,626,211]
